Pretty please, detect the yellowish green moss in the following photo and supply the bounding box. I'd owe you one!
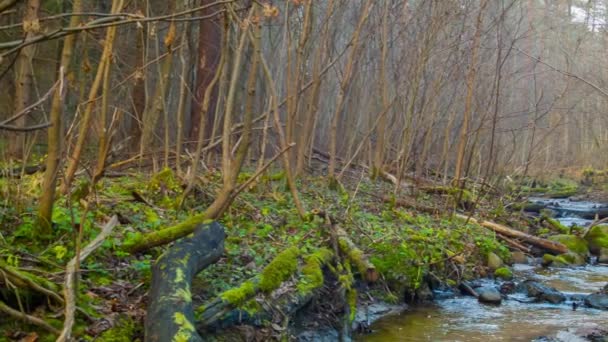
[338,239,368,277]
[97,316,136,342]
[173,312,196,342]
[220,280,257,305]
[548,234,589,255]
[544,217,570,234]
[259,246,300,292]
[297,248,333,295]
[586,225,608,253]
[347,289,357,322]
[494,267,513,280]
[175,287,192,303]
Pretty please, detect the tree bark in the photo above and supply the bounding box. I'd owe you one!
[145,222,225,342]
[37,0,81,234]
[8,0,40,158]
[189,0,222,145]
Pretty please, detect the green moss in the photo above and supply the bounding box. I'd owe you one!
[347,289,357,322]
[259,246,300,293]
[542,254,556,266]
[494,267,513,280]
[544,217,570,234]
[548,234,589,255]
[220,280,257,305]
[297,248,333,295]
[554,252,586,266]
[338,239,369,278]
[173,312,196,342]
[240,299,262,316]
[97,315,136,342]
[585,225,608,254]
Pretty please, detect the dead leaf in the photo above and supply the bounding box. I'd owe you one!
[19,332,38,342]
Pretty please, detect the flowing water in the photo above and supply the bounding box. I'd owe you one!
[358,199,608,342]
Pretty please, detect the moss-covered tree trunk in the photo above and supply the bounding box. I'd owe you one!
[145,222,225,342]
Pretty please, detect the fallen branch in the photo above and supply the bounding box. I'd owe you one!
[0,299,60,335]
[455,214,568,254]
[57,215,119,342]
[383,195,441,215]
[496,233,532,254]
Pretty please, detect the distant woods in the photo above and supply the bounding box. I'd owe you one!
[2,0,608,228]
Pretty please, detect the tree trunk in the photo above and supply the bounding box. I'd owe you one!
[8,0,40,159]
[61,0,123,193]
[453,0,488,185]
[37,0,82,234]
[189,0,222,145]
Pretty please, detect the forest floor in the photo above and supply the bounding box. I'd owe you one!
[0,165,605,341]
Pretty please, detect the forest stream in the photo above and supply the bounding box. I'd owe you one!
[358,198,608,342]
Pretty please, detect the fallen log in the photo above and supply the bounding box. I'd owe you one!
[455,214,568,255]
[196,246,300,329]
[145,222,225,342]
[383,196,441,215]
[496,234,532,254]
[336,227,378,282]
[196,248,334,331]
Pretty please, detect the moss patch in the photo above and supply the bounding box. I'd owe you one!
[544,217,570,234]
[585,225,608,254]
[259,246,300,293]
[96,315,137,342]
[549,234,589,255]
[297,248,333,295]
[494,267,513,280]
[220,280,257,305]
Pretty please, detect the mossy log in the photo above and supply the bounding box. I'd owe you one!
[196,248,334,330]
[542,216,570,234]
[456,214,568,254]
[383,196,440,215]
[336,227,378,282]
[145,222,225,342]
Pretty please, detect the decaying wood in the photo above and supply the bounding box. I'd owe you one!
[496,233,532,254]
[336,227,378,282]
[455,214,568,254]
[196,276,262,330]
[58,215,119,342]
[146,222,225,342]
[383,196,441,215]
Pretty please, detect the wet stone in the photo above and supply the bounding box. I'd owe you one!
[585,294,608,310]
[478,286,502,305]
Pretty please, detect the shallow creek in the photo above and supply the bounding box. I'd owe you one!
[359,199,608,342]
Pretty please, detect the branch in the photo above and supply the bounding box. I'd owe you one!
[0,122,51,131]
[0,0,235,58]
[513,46,608,98]
[57,216,119,342]
[0,70,63,126]
[0,299,60,335]
[231,143,295,197]
[0,0,19,13]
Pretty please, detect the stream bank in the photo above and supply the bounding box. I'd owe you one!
[358,196,608,342]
